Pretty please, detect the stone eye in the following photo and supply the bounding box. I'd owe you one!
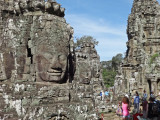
[59,55,66,61]
[44,53,53,60]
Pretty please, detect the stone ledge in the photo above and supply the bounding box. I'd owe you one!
[1,0,65,17]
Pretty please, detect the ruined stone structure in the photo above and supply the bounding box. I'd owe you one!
[0,0,102,119]
[114,0,160,97]
[74,42,104,110]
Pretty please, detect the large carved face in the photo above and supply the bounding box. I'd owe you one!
[32,15,72,83]
[35,43,69,82]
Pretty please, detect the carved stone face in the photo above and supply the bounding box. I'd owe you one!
[78,63,91,84]
[31,15,72,83]
[35,44,68,82]
[92,65,100,78]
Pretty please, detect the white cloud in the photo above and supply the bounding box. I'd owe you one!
[65,14,128,61]
[65,14,126,37]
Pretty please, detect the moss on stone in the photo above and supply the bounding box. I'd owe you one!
[150,53,159,65]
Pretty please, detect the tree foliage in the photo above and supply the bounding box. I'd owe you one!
[75,35,98,49]
[102,53,123,88]
[102,68,116,88]
[112,53,123,71]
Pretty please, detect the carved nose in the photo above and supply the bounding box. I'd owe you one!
[51,62,61,69]
[50,56,62,69]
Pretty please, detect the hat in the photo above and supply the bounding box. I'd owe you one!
[125,94,129,98]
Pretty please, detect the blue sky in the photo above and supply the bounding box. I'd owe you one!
[56,0,160,61]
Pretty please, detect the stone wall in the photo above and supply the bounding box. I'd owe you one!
[0,0,102,119]
[114,0,160,97]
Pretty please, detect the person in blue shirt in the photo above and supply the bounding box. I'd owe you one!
[105,90,109,96]
[100,91,102,96]
[134,91,140,113]
[143,90,147,100]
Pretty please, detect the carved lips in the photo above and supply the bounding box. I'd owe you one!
[36,53,67,82]
[47,68,63,81]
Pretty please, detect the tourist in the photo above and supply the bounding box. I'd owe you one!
[150,91,155,98]
[100,91,102,100]
[131,96,134,106]
[110,89,113,103]
[100,90,105,101]
[143,90,147,100]
[142,97,148,118]
[125,93,129,98]
[154,90,160,101]
[102,90,105,101]
[157,90,160,100]
[105,90,109,98]
[134,91,140,113]
[116,101,123,117]
[122,96,130,120]
[150,91,156,101]
[147,97,158,120]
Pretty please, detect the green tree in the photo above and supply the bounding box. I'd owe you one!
[102,68,116,88]
[112,53,123,71]
[75,35,98,49]
[102,53,123,88]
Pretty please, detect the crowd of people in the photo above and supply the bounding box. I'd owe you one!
[100,89,114,103]
[116,90,160,120]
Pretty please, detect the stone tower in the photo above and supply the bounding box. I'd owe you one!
[74,41,104,111]
[0,0,100,119]
[114,0,160,97]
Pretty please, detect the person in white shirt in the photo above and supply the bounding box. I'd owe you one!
[100,90,105,101]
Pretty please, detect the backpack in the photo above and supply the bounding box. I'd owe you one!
[151,103,159,115]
